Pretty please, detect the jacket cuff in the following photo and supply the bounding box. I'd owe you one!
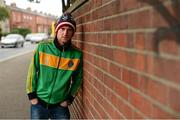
[27,92,37,100]
[66,95,75,104]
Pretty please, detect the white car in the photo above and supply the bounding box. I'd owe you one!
[25,33,35,41]
[29,33,49,44]
[0,34,25,48]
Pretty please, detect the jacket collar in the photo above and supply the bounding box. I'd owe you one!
[53,36,71,51]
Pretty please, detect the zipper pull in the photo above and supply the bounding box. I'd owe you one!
[63,46,65,52]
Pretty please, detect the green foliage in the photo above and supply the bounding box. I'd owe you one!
[1,32,9,36]
[0,7,10,21]
[11,28,32,37]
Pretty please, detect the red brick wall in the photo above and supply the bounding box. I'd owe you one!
[69,0,180,119]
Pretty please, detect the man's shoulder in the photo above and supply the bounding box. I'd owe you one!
[38,39,53,47]
[39,39,53,45]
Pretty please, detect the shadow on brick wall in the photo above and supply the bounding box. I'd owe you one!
[79,18,85,117]
[138,0,180,53]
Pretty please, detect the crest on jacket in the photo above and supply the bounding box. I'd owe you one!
[68,60,74,68]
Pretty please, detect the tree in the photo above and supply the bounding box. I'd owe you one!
[0,7,10,21]
[11,28,31,37]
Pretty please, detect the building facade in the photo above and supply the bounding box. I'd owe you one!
[8,3,56,34]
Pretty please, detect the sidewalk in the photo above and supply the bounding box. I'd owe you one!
[0,52,32,119]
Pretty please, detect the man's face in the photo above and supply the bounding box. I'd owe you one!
[56,25,74,45]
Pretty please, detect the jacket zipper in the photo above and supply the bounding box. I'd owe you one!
[47,47,64,108]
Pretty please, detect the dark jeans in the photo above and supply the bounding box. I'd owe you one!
[31,103,70,119]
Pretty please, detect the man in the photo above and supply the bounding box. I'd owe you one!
[26,12,83,119]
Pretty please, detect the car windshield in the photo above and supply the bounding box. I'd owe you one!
[26,34,34,37]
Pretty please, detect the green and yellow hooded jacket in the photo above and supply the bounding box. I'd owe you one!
[26,39,83,104]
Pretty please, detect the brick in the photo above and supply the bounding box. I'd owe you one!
[135,53,146,72]
[145,55,155,74]
[104,18,112,31]
[158,32,178,55]
[86,96,101,119]
[100,1,115,18]
[101,98,117,118]
[83,97,94,119]
[168,88,180,113]
[126,33,134,48]
[92,57,101,68]
[109,63,121,80]
[94,68,103,80]
[125,52,136,69]
[146,79,169,105]
[115,97,133,118]
[111,33,127,47]
[94,100,109,119]
[151,105,175,119]
[94,45,104,57]
[102,46,114,60]
[132,111,144,119]
[111,0,124,13]
[144,32,157,52]
[95,21,104,31]
[100,58,109,72]
[111,15,128,30]
[93,77,106,97]
[103,73,114,89]
[127,10,152,28]
[154,57,180,84]
[93,86,104,105]
[122,68,140,89]
[139,76,149,93]
[101,0,111,5]
[113,49,126,65]
[130,90,153,117]
[123,0,141,10]
[97,33,111,45]
[135,32,145,50]
[113,79,129,100]
[112,110,125,119]
[105,87,116,104]
[95,0,102,7]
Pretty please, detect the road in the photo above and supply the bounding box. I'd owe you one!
[0,42,37,119]
[0,42,37,62]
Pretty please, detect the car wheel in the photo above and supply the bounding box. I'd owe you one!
[14,43,18,48]
[21,43,24,47]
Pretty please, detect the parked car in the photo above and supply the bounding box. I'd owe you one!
[25,33,35,41]
[0,34,25,48]
[29,33,49,44]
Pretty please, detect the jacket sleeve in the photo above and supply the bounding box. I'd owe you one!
[67,53,83,103]
[26,46,40,100]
